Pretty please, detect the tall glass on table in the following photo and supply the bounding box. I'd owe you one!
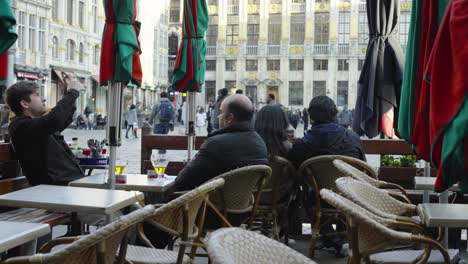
[151,150,168,178]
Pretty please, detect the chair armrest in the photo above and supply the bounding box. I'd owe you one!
[410,234,451,264]
[39,236,83,253]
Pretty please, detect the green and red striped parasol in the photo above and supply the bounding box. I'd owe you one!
[0,0,17,80]
[171,0,208,92]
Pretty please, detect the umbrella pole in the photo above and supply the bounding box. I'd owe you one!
[106,81,124,190]
[186,92,196,161]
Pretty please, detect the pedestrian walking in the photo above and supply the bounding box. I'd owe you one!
[196,107,206,134]
[125,104,138,138]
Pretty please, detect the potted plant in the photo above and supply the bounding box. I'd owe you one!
[378,155,421,189]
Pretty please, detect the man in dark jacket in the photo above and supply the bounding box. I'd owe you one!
[288,96,365,168]
[7,79,85,186]
[173,94,268,191]
[287,96,365,256]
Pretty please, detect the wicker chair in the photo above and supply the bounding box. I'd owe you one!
[335,177,419,224]
[126,178,226,264]
[208,165,272,229]
[1,204,157,264]
[254,156,297,243]
[333,159,411,203]
[206,227,316,264]
[320,189,460,264]
[298,155,375,257]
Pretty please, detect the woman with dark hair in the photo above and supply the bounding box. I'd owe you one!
[254,104,292,157]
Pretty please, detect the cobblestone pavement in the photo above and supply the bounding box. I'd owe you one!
[63,122,379,175]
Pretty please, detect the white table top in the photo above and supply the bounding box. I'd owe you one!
[414,177,460,191]
[69,174,176,193]
[0,185,144,215]
[417,203,468,228]
[0,221,50,253]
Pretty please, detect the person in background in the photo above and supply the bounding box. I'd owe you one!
[180,99,186,126]
[7,79,85,186]
[206,102,214,134]
[196,107,206,134]
[302,107,309,131]
[337,105,353,129]
[84,104,93,130]
[149,91,175,135]
[254,104,292,158]
[267,93,276,105]
[235,89,243,94]
[213,88,228,130]
[125,104,138,139]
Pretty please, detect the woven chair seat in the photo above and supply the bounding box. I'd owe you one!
[206,227,316,264]
[126,245,191,264]
[369,249,460,264]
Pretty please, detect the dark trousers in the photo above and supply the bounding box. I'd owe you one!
[126,125,137,138]
[153,123,170,134]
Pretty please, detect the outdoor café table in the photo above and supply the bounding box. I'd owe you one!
[0,221,50,255]
[414,177,460,192]
[69,174,176,203]
[0,185,144,235]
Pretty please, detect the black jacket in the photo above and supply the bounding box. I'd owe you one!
[9,89,84,186]
[288,122,366,168]
[174,121,269,191]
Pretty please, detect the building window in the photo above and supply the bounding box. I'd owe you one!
[358,59,365,71]
[67,0,74,25]
[169,35,178,55]
[207,0,218,5]
[246,60,258,71]
[246,85,257,103]
[79,43,84,63]
[289,82,304,106]
[170,8,179,22]
[292,0,305,3]
[92,0,98,33]
[289,59,304,71]
[52,0,58,20]
[205,81,216,103]
[227,15,239,46]
[247,15,259,45]
[314,12,329,44]
[52,36,58,58]
[358,11,368,45]
[399,11,410,47]
[78,1,84,27]
[338,59,349,71]
[206,60,216,71]
[267,60,280,71]
[268,14,281,45]
[17,11,25,49]
[313,59,328,71]
[316,0,329,3]
[94,45,100,64]
[338,12,350,44]
[28,15,36,51]
[207,16,218,46]
[67,39,75,61]
[290,14,305,45]
[249,0,260,3]
[226,60,236,71]
[337,81,348,107]
[38,17,46,54]
[313,81,326,97]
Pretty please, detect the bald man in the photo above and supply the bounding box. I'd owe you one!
[173,94,268,191]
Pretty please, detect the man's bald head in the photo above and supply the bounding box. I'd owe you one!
[218,94,254,128]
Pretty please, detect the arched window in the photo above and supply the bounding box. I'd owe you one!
[52,36,58,58]
[93,45,100,64]
[168,34,178,55]
[79,42,84,63]
[66,39,75,61]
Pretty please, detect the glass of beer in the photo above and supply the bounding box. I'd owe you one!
[151,152,167,178]
[115,160,127,175]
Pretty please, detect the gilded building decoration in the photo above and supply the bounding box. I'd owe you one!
[315,2,330,11]
[226,47,238,55]
[338,2,351,11]
[401,2,411,11]
[247,4,259,14]
[208,5,218,15]
[289,46,304,54]
[269,4,282,14]
[268,72,279,79]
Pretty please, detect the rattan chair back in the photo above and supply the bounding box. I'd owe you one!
[206,227,317,264]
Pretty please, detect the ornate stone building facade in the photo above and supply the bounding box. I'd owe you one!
[168,0,411,109]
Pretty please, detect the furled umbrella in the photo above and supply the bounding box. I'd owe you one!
[99,0,142,189]
[352,0,404,138]
[0,0,17,80]
[171,0,207,160]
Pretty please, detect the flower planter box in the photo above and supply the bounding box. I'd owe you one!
[378,167,437,189]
